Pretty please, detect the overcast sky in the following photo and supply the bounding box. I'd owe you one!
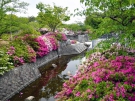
[18,0,85,24]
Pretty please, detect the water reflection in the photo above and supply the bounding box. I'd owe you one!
[9,52,86,101]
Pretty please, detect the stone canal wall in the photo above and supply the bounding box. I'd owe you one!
[0,51,58,101]
[66,34,89,43]
[0,63,41,101]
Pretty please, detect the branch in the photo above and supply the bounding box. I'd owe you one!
[123,16,135,26]
[110,16,122,25]
[129,16,135,23]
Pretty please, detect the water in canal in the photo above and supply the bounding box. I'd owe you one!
[9,52,86,101]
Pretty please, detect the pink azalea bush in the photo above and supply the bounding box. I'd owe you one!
[71,40,77,44]
[61,33,67,41]
[6,46,15,56]
[7,40,36,67]
[34,34,58,57]
[20,33,58,58]
[12,56,25,67]
[0,32,63,74]
[5,32,64,67]
[35,36,50,57]
[46,34,58,50]
[26,45,36,62]
[55,45,135,101]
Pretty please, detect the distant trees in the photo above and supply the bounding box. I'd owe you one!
[62,23,91,32]
[0,0,29,36]
[36,2,70,32]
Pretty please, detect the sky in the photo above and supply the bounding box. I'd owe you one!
[17,0,85,24]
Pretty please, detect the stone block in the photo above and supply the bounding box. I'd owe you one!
[25,96,35,101]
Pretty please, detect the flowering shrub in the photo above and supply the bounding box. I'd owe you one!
[17,33,58,58]
[55,33,67,41]
[6,46,15,56]
[0,51,14,75]
[61,33,67,41]
[35,36,49,57]
[12,56,25,67]
[15,34,39,51]
[55,45,135,101]
[101,44,135,59]
[1,31,63,69]
[0,32,60,74]
[46,34,58,50]
[34,34,58,57]
[55,55,135,101]
[70,40,77,44]
[86,43,135,59]
[55,33,62,41]
[26,45,36,62]
[7,39,36,67]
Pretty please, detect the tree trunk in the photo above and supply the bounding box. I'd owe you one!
[52,27,56,32]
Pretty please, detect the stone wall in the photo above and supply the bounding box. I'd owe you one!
[66,35,78,41]
[59,43,87,56]
[35,51,58,68]
[78,34,89,43]
[0,51,58,101]
[66,34,89,43]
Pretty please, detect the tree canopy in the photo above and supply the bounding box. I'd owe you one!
[36,2,70,32]
[80,0,135,38]
[0,0,29,36]
[0,0,28,21]
[84,13,102,29]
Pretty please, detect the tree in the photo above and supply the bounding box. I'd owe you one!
[28,16,36,22]
[0,0,29,20]
[17,17,40,35]
[84,13,102,29]
[36,2,70,32]
[62,23,81,31]
[61,22,91,33]
[0,0,29,36]
[80,0,135,38]
[0,14,20,34]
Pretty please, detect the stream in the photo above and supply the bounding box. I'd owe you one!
[9,52,86,101]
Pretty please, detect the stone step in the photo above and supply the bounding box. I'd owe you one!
[58,43,87,56]
[76,44,87,53]
[76,45,82,53]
